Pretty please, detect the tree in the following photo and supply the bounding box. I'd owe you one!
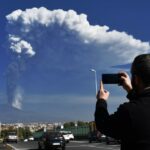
[64,122,75,128]
[64,121,89,128]
[77,121,89,127]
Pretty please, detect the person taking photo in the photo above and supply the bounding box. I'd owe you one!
[95,54,150,150]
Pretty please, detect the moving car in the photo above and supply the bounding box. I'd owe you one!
[28,136,34,141]
[59,131,74,142]
[88,131,101,143]
[38,131,66,150]
[5,132,18,143]
[100,134,107,142]
[89,131,106,143]
[59,131,70,143]
[67,131,74,140]
[24,139,28,142]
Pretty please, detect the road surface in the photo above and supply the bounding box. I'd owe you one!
[3,140,120,150]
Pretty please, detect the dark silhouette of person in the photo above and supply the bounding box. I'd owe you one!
[95,54,150,150]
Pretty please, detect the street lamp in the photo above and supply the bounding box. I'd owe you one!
[90,69,98,95]
[0,122,1,138]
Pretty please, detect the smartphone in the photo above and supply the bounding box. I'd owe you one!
[102,74,122,85]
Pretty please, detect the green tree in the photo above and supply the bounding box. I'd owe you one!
[17,127,32,139]
[64,122,75,128]
[77,121,89,127]
[24,127,32,139]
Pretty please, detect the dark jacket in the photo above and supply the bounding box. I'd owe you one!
[95,88,150,150]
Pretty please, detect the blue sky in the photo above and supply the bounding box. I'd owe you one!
[0,0,150,123]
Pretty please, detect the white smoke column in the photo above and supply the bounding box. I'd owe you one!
[6,34,34,109]
[6,60,25,110]
[12,86,23,110]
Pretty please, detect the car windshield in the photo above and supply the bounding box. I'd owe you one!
[61,133,68,135]
[60,131,71,135]
[46,132,61,138]
[8,132,16,136]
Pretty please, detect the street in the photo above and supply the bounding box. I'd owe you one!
[1,141,120,150]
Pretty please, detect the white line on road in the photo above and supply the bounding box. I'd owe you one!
[83,144,119,150]
[7,144,32,150]
[7,141,120,150]
[67,143,120,150]
[6,144,16,150]
[71,140,88,143]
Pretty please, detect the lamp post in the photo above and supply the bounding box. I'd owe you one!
[0,122,1,138]
[90,69,98,95]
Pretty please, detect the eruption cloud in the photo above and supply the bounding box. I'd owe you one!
[9,34,35,57]
[12,86,23,110]
[6,61,24,110]
[6,7,150,63]
[5,7,150,108]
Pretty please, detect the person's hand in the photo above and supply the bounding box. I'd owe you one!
[97,81,109,101]
[119,71,132,93]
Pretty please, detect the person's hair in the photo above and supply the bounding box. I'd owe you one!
[132,54,150,87]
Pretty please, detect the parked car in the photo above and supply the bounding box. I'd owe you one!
[38,131,66,150]
[4,132,18,143]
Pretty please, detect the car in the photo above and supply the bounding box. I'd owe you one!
[24,139,28,142]
[59,131,74,141]
[28,136,34,141]
[59,131,70,143]
[38,131,66,150]
[5,132,18,143]
[88,131,101,143]
[99,134,106,142]
[66,131,74,140]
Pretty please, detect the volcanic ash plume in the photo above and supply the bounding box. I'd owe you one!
[12,86,23,110]
[6,7,150,66]
[6,62,23,110]
[5,7,150,109]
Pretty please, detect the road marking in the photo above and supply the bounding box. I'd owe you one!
[7,144,33,150]
[6,144,16,150]
[7,141,120,150]
[67,143,120,150]
[67,145,86,148]
[71,140,88,143]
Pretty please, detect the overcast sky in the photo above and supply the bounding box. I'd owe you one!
[0,0,150,122]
